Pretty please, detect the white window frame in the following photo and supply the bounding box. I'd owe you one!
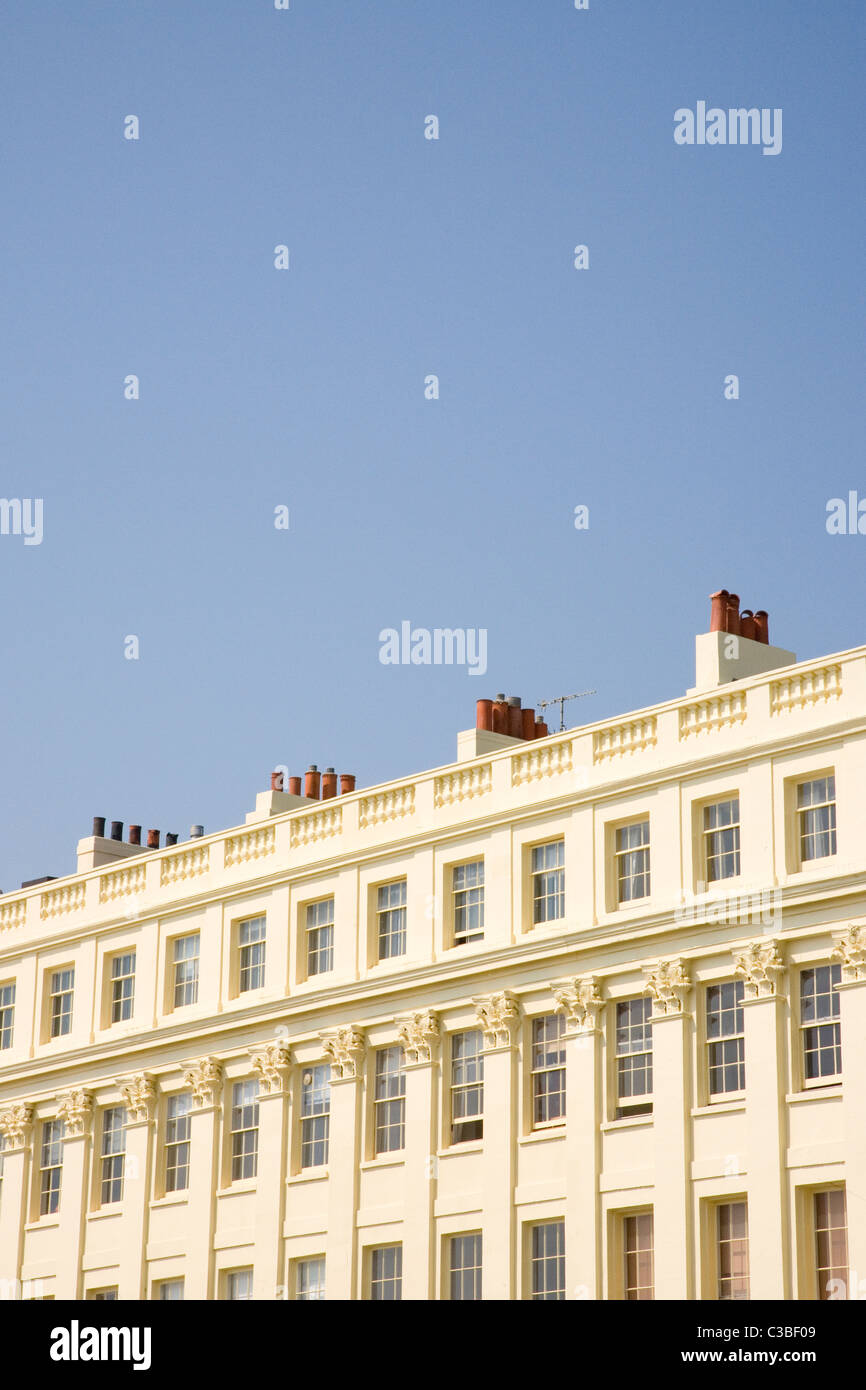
[238,917,266,993]
[110,951,136,1024]
[172,934,200,1009]
[452,861,485,946]
[229,1080,259,1181]
[305,899,334,977]
[703,797,741,882]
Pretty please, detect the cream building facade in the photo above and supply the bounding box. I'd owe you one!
[1,601,865,1302]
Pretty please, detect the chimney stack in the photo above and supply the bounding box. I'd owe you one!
[288,776,302,796]
[165,833,179,846]
[304,765,321,800]
[128,825,141,846]
[753,610,769,644]
[92,816,106,838]
[190,825,204,839]
[321,768,338,800]
[476,699,494,731]
[270,770,284,792]
[110,821,123,841]
[725,593,741,636]
[709,589,729,632]
[147,829,160,850]
[340,774,356,795]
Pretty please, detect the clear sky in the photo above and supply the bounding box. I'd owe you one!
[0,0,863,890]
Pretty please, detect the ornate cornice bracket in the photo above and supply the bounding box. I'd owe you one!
[551,975,604,1034]
[120,1072,156,1123]
[182,1056,223,1108]
[0,1102,33,1149]
[396,1010,441,1066]
[321,1025,366,1081]
[249,1040,292,1094]
[473,991,521,1049]
[832,923,866,985]
[56,1087,94,1138]
[644,958,692,1017]
[734,938,786,999]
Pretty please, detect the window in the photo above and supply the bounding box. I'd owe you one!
[238,917,266,993]
[296,1257,326,1301]
[157,1280,184,1301]
[230,1080,259,1180]
[164,1093,192,1192]
[100,1107,126,1205]
[814,1190,848,1299]
[624,1213,654,1299]
[704,798,740,881]
[530,1014,566,1126]
[449,1233,482,1300]
[717,1201,749,1300]
[370,1246,402,1301]
[376,881,407,960]
[615,821,650,903]
[615,998,653,1117]
[49,968,74,1038]
[529,1221,565,1300]
[88,1288,118,1301]
[801,965,842,1083]
[452,861,484,945]
[110,952,136,1023]
[706,981,745,1095]
[450,1030,483,1143]
[306,900,334,977]
[374,1046,406,1154]
[797,776,836,863]
[531,841,565,924]
[300,1064,330,1168]
[173,934,200,1008]
[39,1119,63,1215]
[0,983,14,1049]
[225,1269,253,1301]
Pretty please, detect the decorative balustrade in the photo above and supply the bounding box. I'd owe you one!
[359,785,415,829]
[225,825,276,868]
[289,805,342,849]
[0,897,27,932]
[98,862,147,904]
[771,664,842,715]
[593,716,658,763]
[160,844,210,887]
[512,740,574,787]
[434,763,492,808]
[40,883,86,920]
[679,692,747,740]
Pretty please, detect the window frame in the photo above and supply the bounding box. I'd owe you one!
[796,775,837,866]
[368,1244,403,1301]
[299,1063,331,1170]
[813,1187,848,1300]
[38,1117,64,1217]
[715,1199,750,1301]
[703,796,742,884]
[529,840,565,926]
[47,966,75,1040]
[526,1219,565,1301]
[163,1091,192,1194]
[449,1029,484,1145]
[294,1256,326,1301]
[304,898,335,979]
[799,962,842,1089]
[705,979,746,1099]
[450,859,485,947]
[237,916,267,994]
[612,996,653,1119]
[109,950,136,1025]
[622,1210,655,1301]
[0,980,15,1050]
[229,1079,260,1182]
[447,1231,483,1301]
[374,879,407,962]
[528,1012,566,1130]
[372,1045,406,1156]
[171,933,200,1010]
[99,1106,127,1207]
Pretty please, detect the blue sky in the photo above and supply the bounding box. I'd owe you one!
[0,0,863,889]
